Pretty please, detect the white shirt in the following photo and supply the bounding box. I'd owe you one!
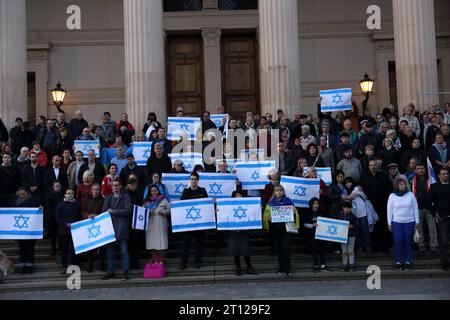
[53,166,60,179]
[387,192,419,225]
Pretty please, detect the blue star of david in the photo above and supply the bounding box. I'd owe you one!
[251,171,260,181]
[82,144,92,152]
[233,206,247,219]
[142,148,151,158]
[293,185,307,197]
[331,94,344,104]
[87,224,102,239]
[138,215,145,221]
[327,225,338,236]
[185,162,192,170]
[209,183,223,196]
[179,124,189,131]
[175,182,188,194]
[186,206,201,222]
[13,215,30,229]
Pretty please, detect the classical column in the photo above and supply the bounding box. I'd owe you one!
[393,0,439,111]
[0,0,27,128]
[259,0,301,117]
[202,28,223,114]
[124,0,166,130]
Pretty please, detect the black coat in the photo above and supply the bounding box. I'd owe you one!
[0,165,21,194]
[0,119,8,143]
[102,193,132,240]
[55,200,81,236]
[428,146,450,173]
[78,161,106,185]
[69,118,89,138]
[146,155,172,177]
[120,164,147,188]
[360,170,392,221]
[430,181,450,221]
[22,165,45,194]
[46,191,64,220]
[44,166,69,191]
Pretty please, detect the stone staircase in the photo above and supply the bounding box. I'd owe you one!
[1,233,449,293]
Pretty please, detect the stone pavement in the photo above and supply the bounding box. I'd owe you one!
[1,278,449,300]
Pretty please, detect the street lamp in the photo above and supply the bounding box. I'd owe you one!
[360,72,374,112]
[50,81,67,113]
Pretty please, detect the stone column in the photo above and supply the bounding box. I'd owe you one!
[393,0,439,111]
[0,0,27,128]
[124,0,166,131]
[259,0,301,118]
[202,28,223,114]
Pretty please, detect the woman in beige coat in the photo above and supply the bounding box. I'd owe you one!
[143,184,171,265]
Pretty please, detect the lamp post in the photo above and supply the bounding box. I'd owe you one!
[360,72,374,113]
[50,81,67,113]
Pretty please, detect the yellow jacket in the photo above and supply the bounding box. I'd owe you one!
[263,204,300,231]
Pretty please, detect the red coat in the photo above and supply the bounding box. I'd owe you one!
[101,175,120,198]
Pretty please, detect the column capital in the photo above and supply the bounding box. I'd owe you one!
[202,28,222,47]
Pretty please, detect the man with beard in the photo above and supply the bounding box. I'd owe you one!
[22,152,45,205]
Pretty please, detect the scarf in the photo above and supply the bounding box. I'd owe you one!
[394,190,408,197]
[269,195,294,207]
[411,175,430,197]
[145,195,165,210]
[433,142,447,162]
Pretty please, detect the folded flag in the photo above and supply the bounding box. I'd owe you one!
[320,88,352,112]
[0,208,43,240]
[169,152,203,172]
[132,205,150,231]
[234,161,276,190]
[170,198,216,233]
[74,140,100,158]
[162,173,190,201]
[70,212,116,254]
[131,142,153,166]
[167,117,201,141]
[315,217,349,244]
[210,114,228,128]
[280,176,321,208]
[198,173,237,199]
[427,157,437,185]
[216,197,262,231]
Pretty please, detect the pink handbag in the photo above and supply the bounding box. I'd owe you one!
[143,262,166,279]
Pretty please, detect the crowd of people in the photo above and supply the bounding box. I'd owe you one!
[0,99,449,281]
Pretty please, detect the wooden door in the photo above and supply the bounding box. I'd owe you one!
[166,36,204,116]
[222,34,259,120]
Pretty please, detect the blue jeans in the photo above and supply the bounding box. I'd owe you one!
[106,240,129,274]
[356,216,372,251]
[392,222,415,264]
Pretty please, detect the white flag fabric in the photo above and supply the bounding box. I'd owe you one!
[71,212,116,254]
[74,140,100,158]
[281,176,321,208]
[198,173,237,198]
[170,198,216,233]
[145,124,157,141]
[306,167,332,185]
[216,197,262,231]
[215,159,239,172]
[131,142,153,166]
[0,208,43,240]
[427,157,437,185]
[240,149,265,161]
[234,161,276,190]
[162,173,190,201]
[167,117,201,141]
[132,205,150,231]
[315,217,349,244]
[169,152,203,172]
[210,114,228,128]
[320,88,352,112]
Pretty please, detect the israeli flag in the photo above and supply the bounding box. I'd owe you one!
[234,161,276,190]
[169,152,203,172]
[281,176,321,208]
[306,167,332,185]
[198,173,237,199]
[427,157,437,185]
[132,205,149,231]
[167,117,201,141]
[216,197,262,231]
[320,88,352,112]
[215,159,239,172]
[71,212,116,255]
[0,208,43,240]
[210,114,228,128]
[240,149,265,161]
[74,140,100,158]
[170,198,216,233]
[315,217,349,244]
[131,142,153,166]
[162,173,190,201]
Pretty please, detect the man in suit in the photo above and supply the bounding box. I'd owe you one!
[44,155,68,191]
